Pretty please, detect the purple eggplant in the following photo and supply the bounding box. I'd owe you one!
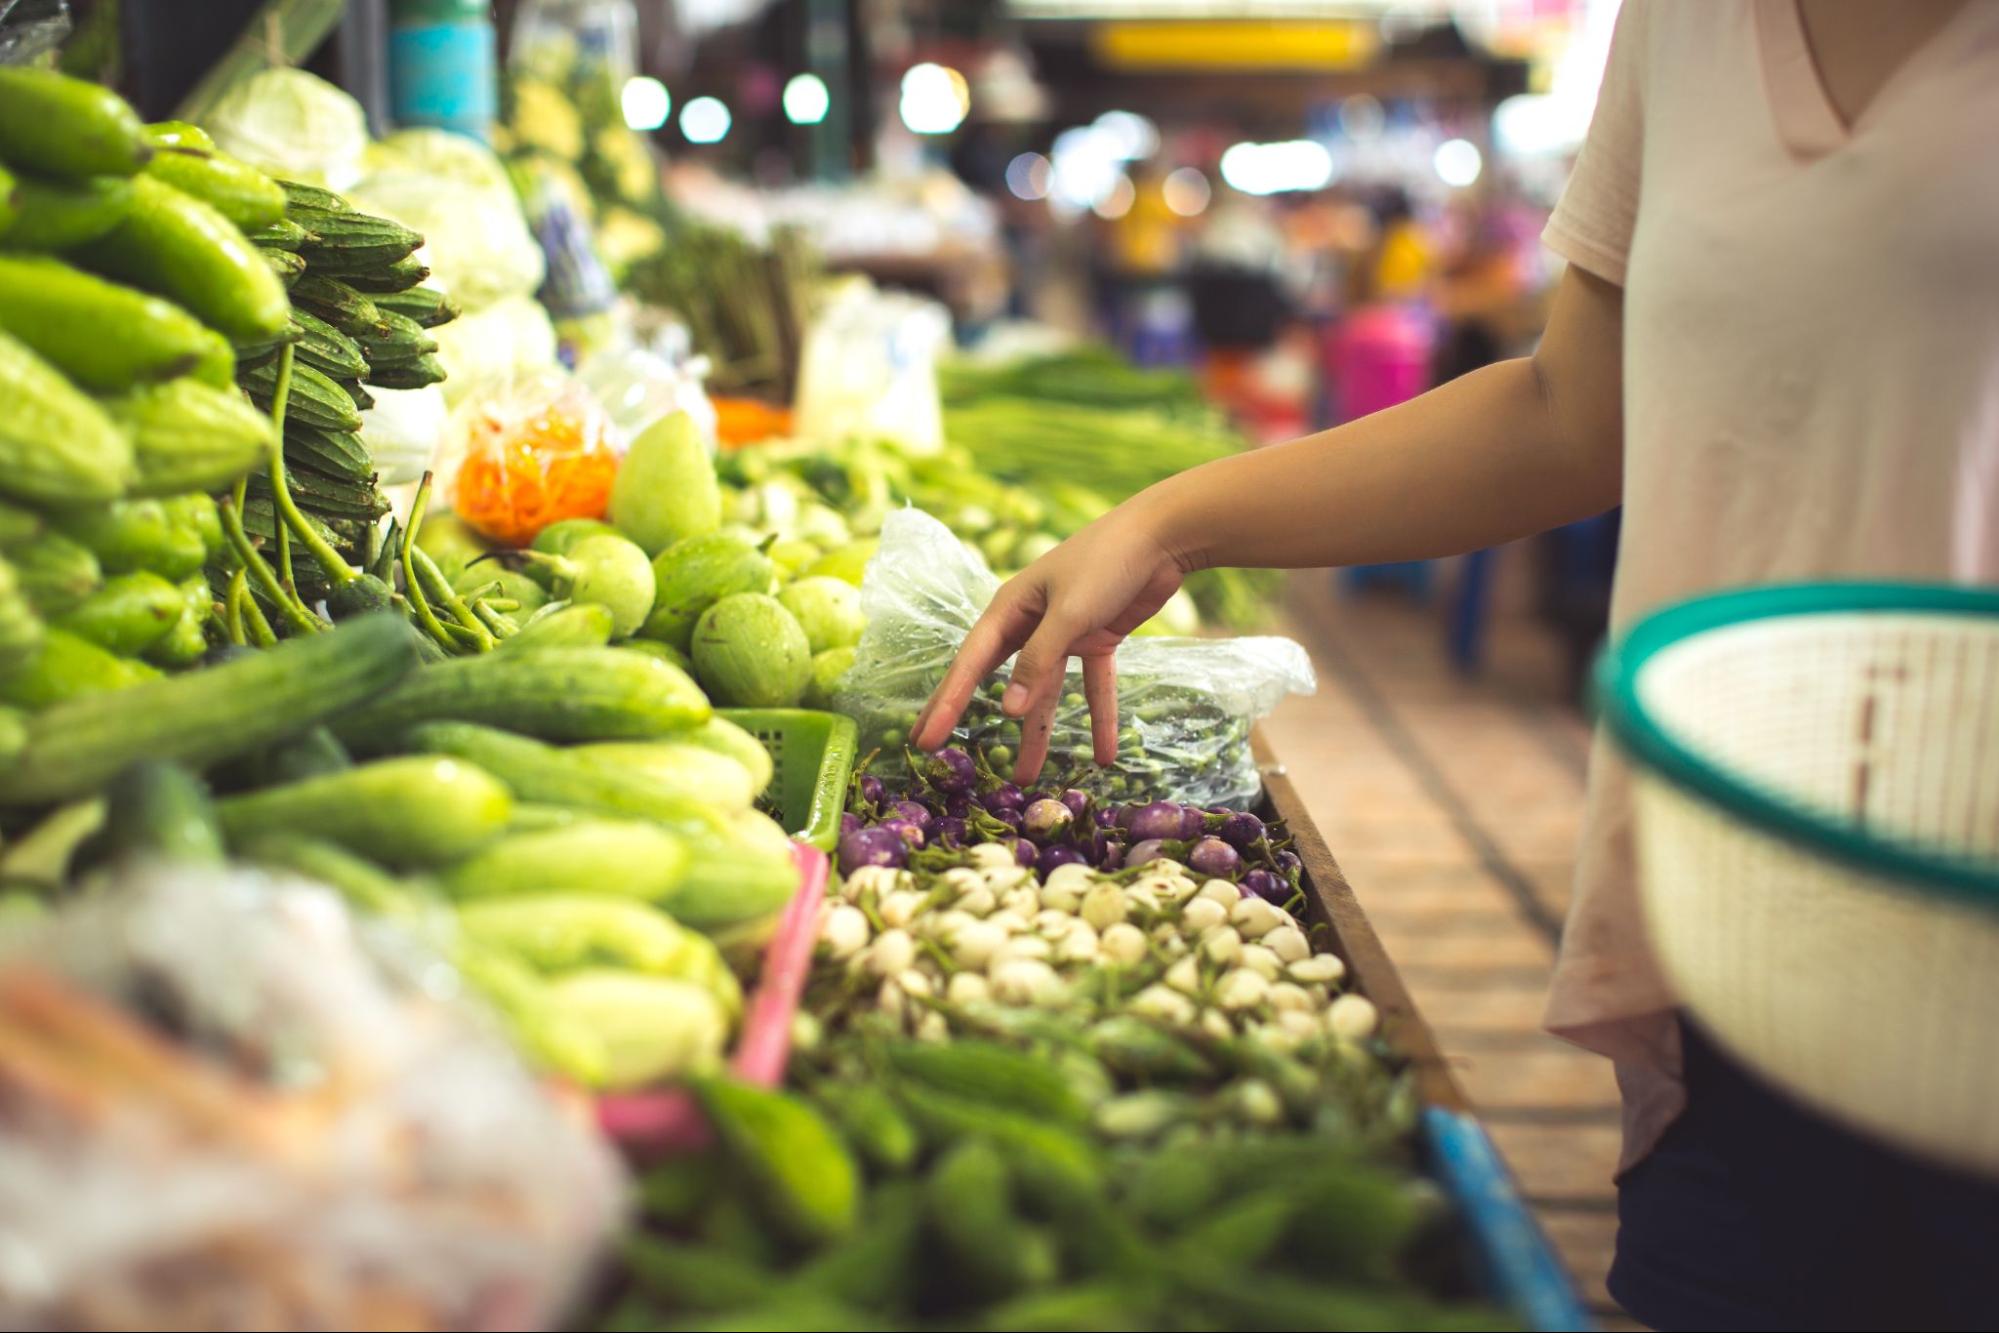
[1039,844,1087,871]
[857,775,886,807]
[933,816,969,848]
[1059,788,1093,819]
[1023,798,1073,842]
[1218,811,1266,849]
[1012,839,1039,868]
[989,807,1024,833]
[984,783,1026,814]
[1277,849,1302,875]
[1177,806,1207,839]
[892,799,934,833]
[1127,802,1187,843]
[838,826,907,875]
[1126,837,1171,868]
[921,746,976,794]
[881,817,927,849]
[1093,808,1120,830]
[1187,837,1242,879]
[1241,869,1285,903]
[945,791,974,819]
[1113,804,1137,831]
[840,811,862,836]
[1099,841,1125,870]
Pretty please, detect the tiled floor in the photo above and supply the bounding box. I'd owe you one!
[1266,559,1641,1330]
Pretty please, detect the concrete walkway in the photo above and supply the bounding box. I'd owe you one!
[1268,565,1639,1330]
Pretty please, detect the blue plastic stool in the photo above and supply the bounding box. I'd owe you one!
[1343,561,1435,599]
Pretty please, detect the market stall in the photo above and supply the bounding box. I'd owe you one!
[0,9,1603,1330]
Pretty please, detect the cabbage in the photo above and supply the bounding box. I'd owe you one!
[203,68,369,190]
[431,295,559,403]
[352,138,544,313]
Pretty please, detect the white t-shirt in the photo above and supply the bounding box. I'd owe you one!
[1542,0,1999,1171]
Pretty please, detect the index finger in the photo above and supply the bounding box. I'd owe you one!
[912,595,1037,751]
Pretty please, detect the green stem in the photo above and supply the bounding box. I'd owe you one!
[223,568,248,646]
[263,344,357,587]
[471,599,519,639]
[411,544,494,650]
[239,585,278,648]
[219,495,326,635]
[397,475,461,653]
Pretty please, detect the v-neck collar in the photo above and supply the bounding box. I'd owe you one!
[1751,0,1978,161]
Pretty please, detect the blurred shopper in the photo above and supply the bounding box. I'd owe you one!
[917,4,1999,1326]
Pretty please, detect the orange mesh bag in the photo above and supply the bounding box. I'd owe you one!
[443,370,622,547]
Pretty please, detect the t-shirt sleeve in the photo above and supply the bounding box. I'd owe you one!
[1543,0,1648,286]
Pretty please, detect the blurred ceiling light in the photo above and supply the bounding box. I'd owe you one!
[1050,125,1122,209]
[1432,137,1482,186]
[1219,139,1334,195]
[1093,173,1137,219]
[782,73,830,125]
[900,62,970,134]
[621,76,671,131]
[1093,109,1159,160]
[680,96,732,144]
[1006,151,1052,200]
[1162,165,1211,216]
[1336,93,1384,140]
[1492,94,1586,157]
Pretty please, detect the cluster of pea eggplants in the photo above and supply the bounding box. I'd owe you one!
[837,744,1304,898]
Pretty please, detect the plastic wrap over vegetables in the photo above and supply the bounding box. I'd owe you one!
[835,509,1313,806]
[0,862,626,1332]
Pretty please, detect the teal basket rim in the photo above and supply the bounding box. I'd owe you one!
[1594,581,1999,911]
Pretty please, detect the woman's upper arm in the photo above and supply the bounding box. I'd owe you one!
[1531,264,1625,502]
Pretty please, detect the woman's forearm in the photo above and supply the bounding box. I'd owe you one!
[1141,358,1616,572]
[1141,267,1626,574]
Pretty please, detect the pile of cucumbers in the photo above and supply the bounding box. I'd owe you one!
[0,67,291,730]
[236,175,456,566]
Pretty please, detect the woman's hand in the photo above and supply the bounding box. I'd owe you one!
[911,502,1188,783]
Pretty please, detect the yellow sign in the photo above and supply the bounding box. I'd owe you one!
[1092,21,1380,70]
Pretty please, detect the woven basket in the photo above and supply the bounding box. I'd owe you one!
[1598,583,1999,1172]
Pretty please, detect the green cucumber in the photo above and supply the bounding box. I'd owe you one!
[0,68,149,179]
[51,570,183,655]
[142,145,284,230]
[217,755,512,868]
[72,761,223,871]
[74,176,288,343]
[54,497,207,578]
[0,172,134,251]
[697,1079,859,1246]
[0,627,157,708]
[0,330,133,507]
[102,378,268,497]
[331,647,711,748]
[439,819,688,901]
[0,611,417,806]
[401,721,732,839]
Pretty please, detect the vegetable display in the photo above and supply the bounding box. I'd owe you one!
[598,795,1512,1330]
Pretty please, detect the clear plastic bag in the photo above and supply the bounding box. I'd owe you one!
[834,509,1314,806]
[793,279,949,454]
[0,862,625,1332]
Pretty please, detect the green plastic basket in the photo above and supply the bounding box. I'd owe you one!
[719,709,857,851]
[1596,581,1999,1173]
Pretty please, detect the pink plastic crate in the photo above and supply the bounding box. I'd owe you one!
[594,841,829,1154]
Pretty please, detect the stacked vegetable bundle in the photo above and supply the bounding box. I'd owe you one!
[603,847,1510,1330]
[235,175,455,566]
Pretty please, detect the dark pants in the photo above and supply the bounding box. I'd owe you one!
[1610,1018,1999,1331]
